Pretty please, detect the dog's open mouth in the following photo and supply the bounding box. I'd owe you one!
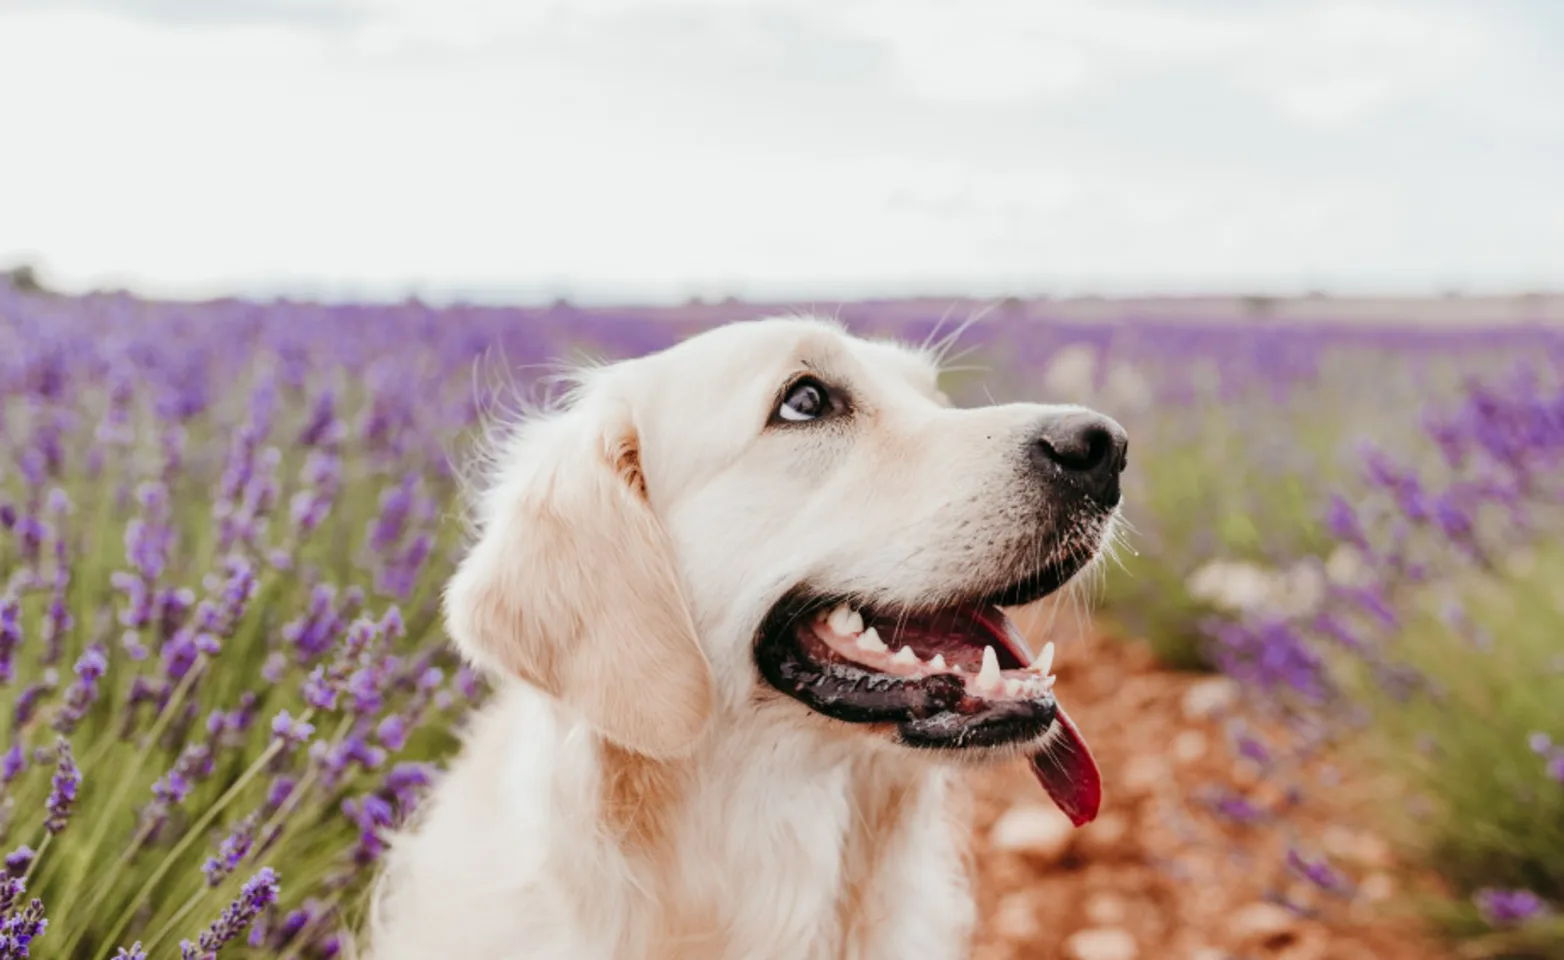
[755,567,1102,826]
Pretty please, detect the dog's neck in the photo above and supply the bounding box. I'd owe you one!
[588,704,960,956]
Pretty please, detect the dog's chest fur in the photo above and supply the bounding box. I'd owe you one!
[373,687,976,960]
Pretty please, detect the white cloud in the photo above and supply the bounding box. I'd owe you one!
[0,0,1559,301]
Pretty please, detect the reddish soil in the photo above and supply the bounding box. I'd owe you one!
[966,626,1447,960]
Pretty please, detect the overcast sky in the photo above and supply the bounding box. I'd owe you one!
[1,0,1560,303]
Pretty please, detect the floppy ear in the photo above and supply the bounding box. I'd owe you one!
[444,390,714,759]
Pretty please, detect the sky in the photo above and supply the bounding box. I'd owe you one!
[1,0,1561,304]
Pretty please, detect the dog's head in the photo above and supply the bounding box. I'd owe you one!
[446,317,1126,824]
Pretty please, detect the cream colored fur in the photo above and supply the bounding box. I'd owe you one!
[366,316,1103,960]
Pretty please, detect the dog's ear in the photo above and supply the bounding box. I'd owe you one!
[444,390,714,759]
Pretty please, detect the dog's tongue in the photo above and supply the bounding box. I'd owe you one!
[1027,704,1101,826]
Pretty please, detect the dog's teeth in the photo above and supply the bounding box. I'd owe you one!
[828,605,863,637]
[1029,641,1056,677]
[977,645,1002,691]
[890,645,919,666]
[1004,678,1023,698]
[928,653,947,671]
[855,627,887,653]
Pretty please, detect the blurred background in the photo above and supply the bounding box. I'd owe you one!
[1,2,1562,959]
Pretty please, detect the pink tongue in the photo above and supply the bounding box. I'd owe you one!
[1027,705,1102,827]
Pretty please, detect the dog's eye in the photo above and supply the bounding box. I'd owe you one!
[776,378,831,423]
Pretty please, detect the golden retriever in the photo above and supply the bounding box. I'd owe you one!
[366,316,1126,959]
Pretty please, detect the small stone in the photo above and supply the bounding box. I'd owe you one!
[991,893,1041,941]
[1181,677,1238,721]
[1084,892,1128,925]
[1322,826,1392,868]
[1064,927,1139,960]
[1226,902,1298,946]
[1359,872,1395,902]
[989,803,1075,862]
[1173,729,1208,764]
[1120,754,1170,798]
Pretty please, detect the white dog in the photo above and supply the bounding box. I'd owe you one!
[367,316,1126,960]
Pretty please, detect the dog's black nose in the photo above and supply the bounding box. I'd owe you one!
[1029,410,1128,507]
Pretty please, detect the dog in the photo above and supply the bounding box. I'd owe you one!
[366,316,1127,960]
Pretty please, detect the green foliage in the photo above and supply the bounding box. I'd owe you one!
[1335,549,1564,955]
[1,379,470,957]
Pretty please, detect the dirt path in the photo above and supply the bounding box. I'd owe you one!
[966,629,1445,960]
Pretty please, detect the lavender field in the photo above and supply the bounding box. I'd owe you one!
[2,276,1563,958]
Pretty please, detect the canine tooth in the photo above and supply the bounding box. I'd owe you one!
[891,645,919,666]
[855,627,887,653]
[828,605,863,636]
[928,653,948,671]
[1029,641,1056,677]
[977,645,1002,691]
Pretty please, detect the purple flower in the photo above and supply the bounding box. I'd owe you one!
[0,596,21,685]
[311,735,386,788]
[1474,887,1551,927]
[282,584,353,664]
[298,389,341,448]
[3,847,34,879]
[376,714,409,751]
[149,742,213,812]
[203,812,260,887]
[261,651,287,684]
[302,615,384,710]
[270,710,315,747]
[112,945,147,960]
[1529,732,1553,755]
[179,866,281,959]
[263,776,297,815]
[1204,787,1267,825]
[263,897,334,950]
[1,744,24,785]
[0,897,48,957]
[0,877,22,915]
[52,643,108,734]
[13,676,55,730]
[45,737,79,834]
[38,593,72,668]
[341,793,398,866]
[367,473,419,554]
[124,482,173,581]
[1284,848,1353,897]
[384,762,436,805]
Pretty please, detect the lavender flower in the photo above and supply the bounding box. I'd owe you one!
[270,710,315,748]
[45,737,79,835]
[0,876,22,915]
[0,596,20,685]
[112,945,147,960]
[52,644,108,734]
[203,813,260,887]
[179,866,280,959]
[2,847,33,879]
[0,897,47,958]
[1474,887,1551,927]
[1,745,25,786]
[1284,848,1354,898]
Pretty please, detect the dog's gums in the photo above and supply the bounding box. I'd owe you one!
[756,582,1103,827]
